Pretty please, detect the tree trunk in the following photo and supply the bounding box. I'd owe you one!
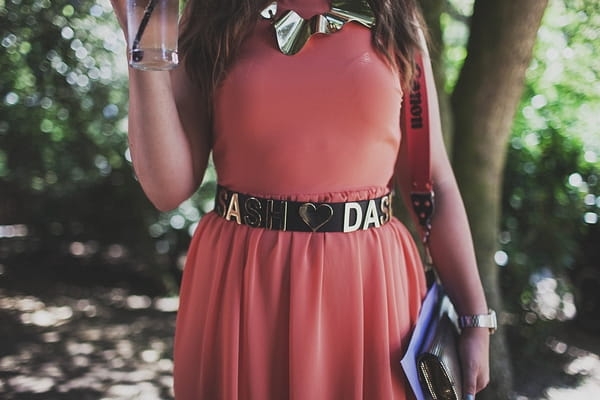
[450,1,548,399]
[419,0,454,152]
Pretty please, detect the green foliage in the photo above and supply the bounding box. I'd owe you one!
[0,1,218,293]
[441,0,599,392]
[500,0,600,319]
[502,131,592,282]
[496,0,600,392]
[0,1,156,291]
[442,0,600,327]
[440,0,473,92]
[1,0,128,195]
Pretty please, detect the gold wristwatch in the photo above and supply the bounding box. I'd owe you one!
[458,309,497,335]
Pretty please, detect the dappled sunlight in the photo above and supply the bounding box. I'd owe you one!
[125,295,151,310]
[21,306,74,327]
[0,225,28,239]
[527,272,577,322]
[564,352,599,377]
[154,297,179,313]
[494,250,509,267]
[547,346,600,399]
[583,212,598,224]
[514,340,600,400]
[65,241,130,261]
[0,288,178,398]
[7,375,54,394]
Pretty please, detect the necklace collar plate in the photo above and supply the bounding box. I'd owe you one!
[261,0,375,55]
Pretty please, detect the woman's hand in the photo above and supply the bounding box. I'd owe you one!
[459,328,490,399]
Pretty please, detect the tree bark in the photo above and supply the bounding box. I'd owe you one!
[418,0,454,152]
[450,1,548,399]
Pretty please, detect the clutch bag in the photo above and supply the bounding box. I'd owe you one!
[416,285,462,400]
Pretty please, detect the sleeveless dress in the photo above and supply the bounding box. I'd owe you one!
[173,0,427,398]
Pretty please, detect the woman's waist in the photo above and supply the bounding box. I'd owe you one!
[215,182,393,203]
[195,209,412,247]
[212,141,398,197]
[214,184,395,233]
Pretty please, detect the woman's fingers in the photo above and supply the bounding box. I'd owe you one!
[462,357,478,398]
[459,328,490,399]
[477,359,490,392]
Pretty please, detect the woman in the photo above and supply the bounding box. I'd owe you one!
[110,0,491,399]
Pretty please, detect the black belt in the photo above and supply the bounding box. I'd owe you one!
[214,185,393,233]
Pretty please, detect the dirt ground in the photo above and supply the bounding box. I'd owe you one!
[0,256,177,400]
[0,257,598,400]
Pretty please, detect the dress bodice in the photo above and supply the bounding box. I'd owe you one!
[212,0,403,198]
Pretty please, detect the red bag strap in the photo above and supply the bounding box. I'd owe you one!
[402,53,435,248]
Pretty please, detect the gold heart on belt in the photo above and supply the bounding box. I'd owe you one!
[261,0,375,55]
[298,203,334,232]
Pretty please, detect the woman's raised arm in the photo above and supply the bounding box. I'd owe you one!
[110,0,211,211]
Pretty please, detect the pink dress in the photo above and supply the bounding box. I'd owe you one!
[173,0,427,398]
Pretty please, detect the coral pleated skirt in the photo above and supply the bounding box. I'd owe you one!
[173,188,427,399]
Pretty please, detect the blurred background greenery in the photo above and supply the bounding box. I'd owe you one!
[0,0,599,398]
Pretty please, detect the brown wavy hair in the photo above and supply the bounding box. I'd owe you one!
[179,0,426,104]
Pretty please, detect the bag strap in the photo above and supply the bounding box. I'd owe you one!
[402,53,435,261]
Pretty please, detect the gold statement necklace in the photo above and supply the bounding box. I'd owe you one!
[260,0,376,55]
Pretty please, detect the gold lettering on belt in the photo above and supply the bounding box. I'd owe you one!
[343,202,362,233]
[380,194,392,225]
[216,188,228,217]
[225,193,242,224]
[266,200,288,231]
[244,197,262,228]
[362,199,381,230]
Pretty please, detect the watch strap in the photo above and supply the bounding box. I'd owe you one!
[458,309,497,334]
